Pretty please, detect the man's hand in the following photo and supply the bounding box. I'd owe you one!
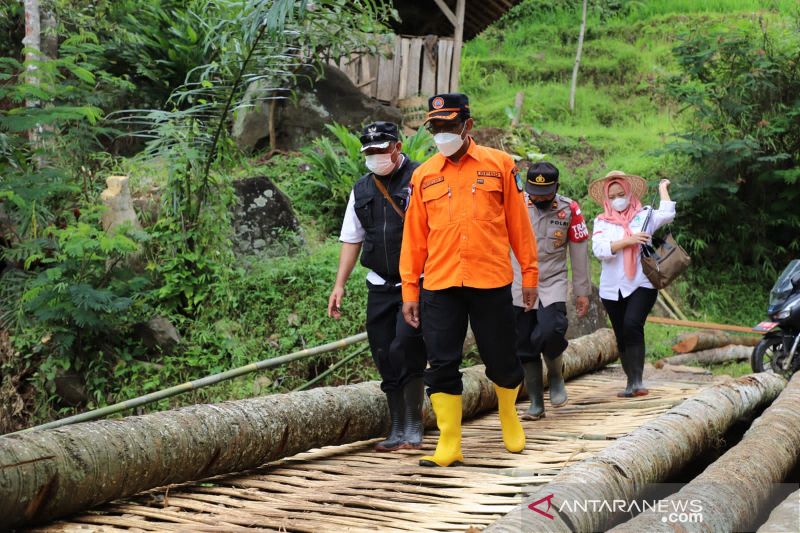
[575,295,590,318]
[327,286,345,319]
[522,286,538,312]
[403,301,420,328]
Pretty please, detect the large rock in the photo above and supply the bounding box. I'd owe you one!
[134,316,181,354]
[232,80,273,151]
[232,65,403,152]
[231,176,302,255]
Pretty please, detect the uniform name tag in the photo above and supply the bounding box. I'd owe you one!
[477,170,502,178]
[422,176,445,189]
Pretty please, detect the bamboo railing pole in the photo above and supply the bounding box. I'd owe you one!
[10,332,369,435]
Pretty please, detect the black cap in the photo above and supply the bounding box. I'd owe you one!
[425,93,470,123]
[526,161,559,196]
[360,121,399,152]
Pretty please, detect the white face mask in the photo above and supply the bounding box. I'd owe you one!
[433,123,466,157]
[611,197,630,212]
[365,152,396,176]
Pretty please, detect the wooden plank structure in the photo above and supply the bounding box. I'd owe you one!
[330,34,458,105]
[35,372,709,532]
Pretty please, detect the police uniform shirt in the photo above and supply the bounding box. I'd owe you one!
[511,193,591,308]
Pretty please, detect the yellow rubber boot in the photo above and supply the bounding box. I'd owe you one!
[419,393,463,467]
[495,384,526,453]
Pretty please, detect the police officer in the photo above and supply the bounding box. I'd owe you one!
[328,121,427,452]
[511,162,591,420]
[400,93,539,467]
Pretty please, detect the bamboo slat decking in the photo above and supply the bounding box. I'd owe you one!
[32,372,710,532]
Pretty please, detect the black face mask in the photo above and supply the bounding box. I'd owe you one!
[533,198,554,210]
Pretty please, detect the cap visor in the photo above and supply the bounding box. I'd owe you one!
[424,111,460,123]
[360,140,391,152]
[526,182,558,196]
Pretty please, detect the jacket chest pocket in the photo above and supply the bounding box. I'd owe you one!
[422,183,451,229]
[545,225,568,254]
[472,179,503,221]
[354,196,375,228]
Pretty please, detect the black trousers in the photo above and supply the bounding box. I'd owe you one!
[420,285,523,395]
[366,280,427,393]
[601,287,658,352]
[514,302,569,363]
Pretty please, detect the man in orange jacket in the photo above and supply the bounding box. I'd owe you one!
[399,93,539,467]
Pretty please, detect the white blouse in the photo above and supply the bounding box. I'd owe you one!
[591,201,676,300]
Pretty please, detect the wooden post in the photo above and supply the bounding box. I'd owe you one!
[433,0,465,92]
[451,0,465,91]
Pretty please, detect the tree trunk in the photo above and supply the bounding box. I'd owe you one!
[757,487,800,532]
[610,373,800,532]
[568,0,588,112]
[22,0,41,145]
[0,329,618,528]
[486,372,787,532]
[655,344,753,368]
[672,331,761,353]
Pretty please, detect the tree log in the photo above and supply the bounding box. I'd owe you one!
[672,331,761,353]
[757,487,800,532]
[655,344,753,368]
[486,372,787,532]
[610,373,800,532]
[0,329,618,528]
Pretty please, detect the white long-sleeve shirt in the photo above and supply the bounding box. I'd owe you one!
[591,201,676,300]
[339,190,397,286]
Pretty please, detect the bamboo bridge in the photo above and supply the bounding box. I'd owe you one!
[3,329,799,532]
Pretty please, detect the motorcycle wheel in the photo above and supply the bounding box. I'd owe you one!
[751,336,789,377]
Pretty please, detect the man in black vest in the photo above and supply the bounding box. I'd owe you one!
[327,121,427,451]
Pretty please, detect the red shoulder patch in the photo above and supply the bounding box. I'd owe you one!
[568,200,589,242]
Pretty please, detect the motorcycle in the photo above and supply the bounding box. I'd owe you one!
[751,259,800,377]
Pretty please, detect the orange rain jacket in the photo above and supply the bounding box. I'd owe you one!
[399,139,539,302]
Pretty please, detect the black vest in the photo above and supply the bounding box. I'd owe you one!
[353,156,419,282]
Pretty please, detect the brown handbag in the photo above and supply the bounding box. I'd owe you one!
[639,207,691,289]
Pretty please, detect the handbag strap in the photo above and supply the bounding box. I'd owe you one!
[372,175,405,220]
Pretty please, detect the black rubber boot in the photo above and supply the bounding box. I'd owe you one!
[544,354,568,407]
[400,377,425,449]
[630,345,649,396]
[521,360,545,420]
[375,390,405,452]
[617,350,636,397]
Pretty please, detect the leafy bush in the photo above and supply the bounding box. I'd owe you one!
[10,214,149,360]
[659,18,800,273]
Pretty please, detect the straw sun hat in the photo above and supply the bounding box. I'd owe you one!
[588,170,648,205]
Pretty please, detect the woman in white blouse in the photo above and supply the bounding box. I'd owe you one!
[590,170,675,397]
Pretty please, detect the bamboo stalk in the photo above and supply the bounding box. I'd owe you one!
[647,316,755,334]
[10,332,368,435]
[659,289,688,321]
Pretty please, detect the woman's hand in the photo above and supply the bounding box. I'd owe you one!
[611,232,650,253]
[659,179,671,201]
[626,232,651,246]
